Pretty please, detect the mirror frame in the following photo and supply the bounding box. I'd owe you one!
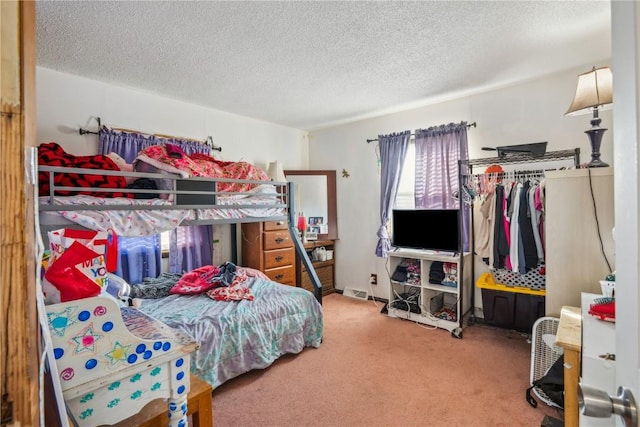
[284,170,338,241]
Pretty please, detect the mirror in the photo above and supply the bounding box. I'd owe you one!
[284,170,338,241]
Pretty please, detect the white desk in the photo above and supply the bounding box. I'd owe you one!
[46,296,198,426]
[580,292,616,427]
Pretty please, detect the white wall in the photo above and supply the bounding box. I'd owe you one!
[308,61,614,309]
[36,66,309,263]
[36,67,308,168]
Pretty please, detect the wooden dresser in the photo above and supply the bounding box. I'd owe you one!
[297,239,336,295]
[241,220,296,286]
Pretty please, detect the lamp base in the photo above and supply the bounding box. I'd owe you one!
[585,126,609,168]
[587,158,609,168]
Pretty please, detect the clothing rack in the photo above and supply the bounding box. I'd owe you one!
[365,121,477,143]
[458,148,581,326]
[78,116,222,152]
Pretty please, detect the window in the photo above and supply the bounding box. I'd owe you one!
[161,231,170,254]
[395,142,415,209]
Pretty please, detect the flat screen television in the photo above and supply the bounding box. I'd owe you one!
[391,209,460,252]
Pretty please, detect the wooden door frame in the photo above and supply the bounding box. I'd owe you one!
[1,1,39,425]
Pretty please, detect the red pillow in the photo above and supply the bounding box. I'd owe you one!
[170,265,221,295]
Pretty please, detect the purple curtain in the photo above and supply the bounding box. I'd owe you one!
[376,131,410,258]
[414,122,470,251]
[98,127,213,275]
[98,127,208,163]
[168,225,214,273]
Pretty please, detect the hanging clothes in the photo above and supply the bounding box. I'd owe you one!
[519,180,539,272]
[468,168,548,289]
[529,183,544,261]
[509,182,522,272]
[493,184,509,269]
[476,191,495,262]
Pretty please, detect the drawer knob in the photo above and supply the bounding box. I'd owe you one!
[275,274,284,280]
[275,237,284,244]
[275,256,284,262]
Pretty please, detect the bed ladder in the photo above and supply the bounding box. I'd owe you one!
[288,182,323,304]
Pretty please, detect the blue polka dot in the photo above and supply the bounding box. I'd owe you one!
[181,402,187,414]
[175,358,183,367]
[162,342,171,351]
[53,348,64,359]
[102,321,113,332]
[136,344,146,354]
[176,371,184,381]
[127,354,138,364]
[78,310,90,321]
[177,385,185,395]
[85,359,97,370]
[143,350,152,360]
[169,402,177,411]
[178,419,185,427]
[153,341,162,350]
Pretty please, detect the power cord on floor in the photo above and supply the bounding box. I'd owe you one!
[369,255,396,312]
[384,257,455,330]
[587,168,613,274]
[363,260,387,312]
[368,278,383,310]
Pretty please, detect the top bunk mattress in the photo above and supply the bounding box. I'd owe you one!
[39,183,286,236]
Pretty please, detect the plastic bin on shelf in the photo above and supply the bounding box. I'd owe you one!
[476,272,546,333]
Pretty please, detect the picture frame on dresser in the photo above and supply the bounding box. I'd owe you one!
[308,216,323,226]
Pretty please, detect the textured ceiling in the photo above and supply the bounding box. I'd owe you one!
[36,1,611,131]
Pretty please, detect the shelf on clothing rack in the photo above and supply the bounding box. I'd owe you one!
[465,148,580,168]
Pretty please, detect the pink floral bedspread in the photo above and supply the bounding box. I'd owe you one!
[134,145,269,192]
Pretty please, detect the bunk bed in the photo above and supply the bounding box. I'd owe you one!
[38,153,324,426]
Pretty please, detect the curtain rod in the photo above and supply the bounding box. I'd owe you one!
[366,121,476,143]
[78,117,222,152]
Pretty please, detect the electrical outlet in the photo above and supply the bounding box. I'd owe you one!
[369,274,377,285]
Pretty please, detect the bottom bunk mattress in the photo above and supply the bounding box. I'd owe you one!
[137,277,323,388]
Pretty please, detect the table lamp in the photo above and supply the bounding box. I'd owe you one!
[565,66,613,168]
[267,161,287,182]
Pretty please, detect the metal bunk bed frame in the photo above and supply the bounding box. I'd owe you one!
[458,148,581,325]
[38,165,323,303]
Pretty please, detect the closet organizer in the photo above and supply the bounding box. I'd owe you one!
[459,149,581,331]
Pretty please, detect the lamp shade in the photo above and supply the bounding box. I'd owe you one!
[267,161,286,182]
[565,66,613,116]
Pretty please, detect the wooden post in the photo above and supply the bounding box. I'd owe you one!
[1,1,39,426]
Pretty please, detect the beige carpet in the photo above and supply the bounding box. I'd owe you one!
[212,293,561,426]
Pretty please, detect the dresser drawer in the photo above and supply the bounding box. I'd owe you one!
[264,220,288,231]
[264,247,295,269]
[263,230,293,250]
[265,265,295,285]
[301,263,334,293]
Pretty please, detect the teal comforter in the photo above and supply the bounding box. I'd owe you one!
[138,277,323,387]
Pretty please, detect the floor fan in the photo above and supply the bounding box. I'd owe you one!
[529,316,563,408]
